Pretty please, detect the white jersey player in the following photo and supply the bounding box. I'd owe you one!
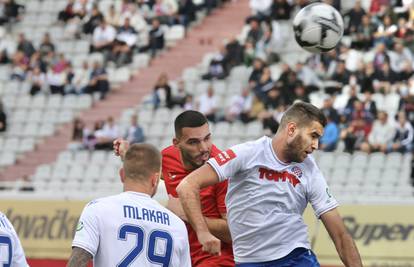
[177,102,362,266]
[0,212,29,267]
[68,144,191,267]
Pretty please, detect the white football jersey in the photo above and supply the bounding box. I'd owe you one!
[72,191,191,267]
[0,212,29,267]
[208,136,338,263]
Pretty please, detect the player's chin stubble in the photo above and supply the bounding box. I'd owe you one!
[286,134,306,163]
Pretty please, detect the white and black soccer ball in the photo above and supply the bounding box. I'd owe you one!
[293,3,344,53]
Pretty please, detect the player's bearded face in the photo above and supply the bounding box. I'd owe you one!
[176,124,212,170]
[286,121,323,163]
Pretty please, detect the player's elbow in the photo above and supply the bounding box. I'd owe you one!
[177,176,199,197]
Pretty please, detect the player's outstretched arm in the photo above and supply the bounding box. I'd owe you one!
[177,164,222,255]
[320,208,362,267]
[67,247,92,267]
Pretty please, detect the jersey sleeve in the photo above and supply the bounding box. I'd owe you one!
[72,202,100,257]
[214,180,228,214]
[307,164,339,218]
[207,143,250,182]
[3,216,29,267]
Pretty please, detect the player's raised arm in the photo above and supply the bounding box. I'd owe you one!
[67,247,92,267]
[176,163,221,255]
[320,208,362,267]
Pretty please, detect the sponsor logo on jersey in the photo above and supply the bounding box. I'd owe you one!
[291,166,303,178]
[76,221,84,231]
[215,149,236,166]
[258,167,301,187]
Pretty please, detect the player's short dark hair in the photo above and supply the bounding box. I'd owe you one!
[279,101,327,130]
[174,110,208,138]
[123,143,161,181]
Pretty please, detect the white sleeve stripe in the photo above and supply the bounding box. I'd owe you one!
[72,241,96,257]
[207,160,226,182]
[315,202,339,218]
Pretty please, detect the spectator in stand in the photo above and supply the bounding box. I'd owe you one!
[360,111,394,153]
[124,114,145,144]
[295,61,321,93]
[344,0,366,35]
[249,0,272,21]
[146,18,165,57]
[292,81,310,103]
[388,111,414,153]
[28,66,46,95]
[91,19,116,62]
[320,114,340,152]
[246,17,262,45]
[47,65,66,95]
[341,99,374,153]
[249,58,265,88]
[86,61,110,99]
[224,37,244,69]
[83,4,104,34]
[152,72,172,109]
[202,47,228,80]
[69,117,86,150]
[374,14,397,48]
[196,86,218,122]
[152,0,178,25]
[171,80,188,107]
[39,33,55,58]
[105,4,121,27]
[183,94,194,110]
[58,0,76,23]
[388,41,413,74]
[10,51,29,81]
[72,61,90,94]
[330,60,351,87]
[16,33,35,58]
[225,88,253,123]
[270,0,292,21]
[351,14,376,50]
[243,40,256,66]
[253,66,273,101]
[177,0,196,27]
[374,61,399,91]
[119,4,148,34]
[95,116,120,150]
[0,100,7,132]
[111,17,137,67]
[372,42,390,71]
[321,96,339,124]
[363,91,378,119]
[256,27,279,64]
[1,0,23,24]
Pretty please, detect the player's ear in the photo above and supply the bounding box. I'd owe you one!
[119,168,126,183]
[173,137,179,147]
[287,122,297,137]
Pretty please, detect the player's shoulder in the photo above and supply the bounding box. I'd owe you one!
[161,145,178,157]
[84,194,121,211]
[232,136,269,154]
[301,154,320,174]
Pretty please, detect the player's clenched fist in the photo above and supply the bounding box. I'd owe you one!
[113,138,130,160]
[198,231,221,256]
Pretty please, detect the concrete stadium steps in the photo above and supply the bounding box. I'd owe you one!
[0,0,250,181]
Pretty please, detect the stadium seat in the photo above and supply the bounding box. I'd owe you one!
[0,152,16,166]
[18,138,35,153]
[332,152,351,170]
[33,164,52,181]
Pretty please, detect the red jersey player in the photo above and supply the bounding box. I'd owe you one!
[114,110,234,267]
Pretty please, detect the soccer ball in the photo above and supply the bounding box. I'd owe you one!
[293,3,344,53]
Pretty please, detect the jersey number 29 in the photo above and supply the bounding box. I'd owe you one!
[0,235,12,267]
[117,224,173,267]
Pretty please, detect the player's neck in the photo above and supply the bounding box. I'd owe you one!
[123,181,153,196]
[271,135,290,164]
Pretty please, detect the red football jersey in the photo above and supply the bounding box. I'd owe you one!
[162,145,234,267]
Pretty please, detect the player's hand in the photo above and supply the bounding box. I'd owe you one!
[197,231,221,256]
[113,139,129,160]
[167,195,188,221]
